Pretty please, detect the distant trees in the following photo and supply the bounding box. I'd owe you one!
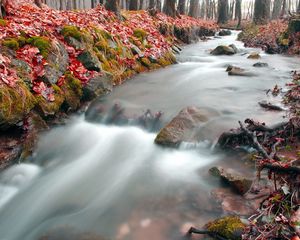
[178,0,186,14]
[235,0,242,27]
[253,0,271,24]
[105,0,121,16]
[129,0,138,10]
[189,0,199,17]
[272,0,283,19]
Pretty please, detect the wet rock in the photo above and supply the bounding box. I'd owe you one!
[77,50,102,72]
[205,216,246,240]
[0,130,22,170]
[288,18,300,34]
[131,44,144,57]
[155,107,218,147]
[253,62,268,67]
[258,100,284,111]
[209,166,253,195]
[247,52,261,59]
[218,29,232,36]
[210,45,235,55]
[226,66,253,77]
[43,40,69,84]
[82,74,113,101]
[229,44,239,53]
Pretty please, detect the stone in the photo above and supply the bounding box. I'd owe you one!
[247,52,261,59]
[77,50,102,72]
[209,166,253,195]
[155,107,219,147]
[82,74,113,101]
[218,29,232,36]
[210,45,235,55]
[131,44,144,57]
[258,100,284,111]
[205,216,246,240]
[65,36,85,50]
[226,66,253,77]
[43,40,69,84]
[288,18,300,34]
[229,44,239,53]
[253,62,268,67]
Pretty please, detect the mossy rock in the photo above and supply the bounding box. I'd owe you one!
[61,73,83,111]
[26,36,51,58]
[0,19,8,27]
[61,25,82,41]
[35,91,65,117]
[211,45,235,55]
[288,18,300,34]
[206,216,246,240]
[0,82,36,129]
[2,38,19,50]
[133,28,148,42]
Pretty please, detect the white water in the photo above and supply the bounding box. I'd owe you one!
[0,31,299,240]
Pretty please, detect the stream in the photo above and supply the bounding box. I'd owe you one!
[0,31,299,240]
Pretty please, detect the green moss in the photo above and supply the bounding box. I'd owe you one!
[0,82,36,125]
[17,36,27,47]
[133,28,148,42]
[0,19,7,27]
[95,39,109,52]
[140,57,152,68]
[65,72,82,96]
[27,36,51,58]
[61,25,82,41]
[237,24,259,42]
[2,38,19,50]
[206,216,245,240]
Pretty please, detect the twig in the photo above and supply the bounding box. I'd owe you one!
[260,164,300,175]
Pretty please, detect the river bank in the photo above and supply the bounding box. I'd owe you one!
[0,1,217,169]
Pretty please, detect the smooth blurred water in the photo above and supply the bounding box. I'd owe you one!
[0,31,298,240]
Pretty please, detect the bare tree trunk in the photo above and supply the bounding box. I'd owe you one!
[163,0,176,17]
[189,0,199,17]
[105,0,121,17]
[129,0,138,10]
[178,0,186,14]
[253,0,270,24]
[235,0,242,27]
[156,0,161,11]
[149,0,155,9]
[139,0,144,9]
[200,0,206,18]
[35,0,43,8]
[297,0,300,13]
[217,0,228,23]
[272,0,283,19]
[281,0,287,17]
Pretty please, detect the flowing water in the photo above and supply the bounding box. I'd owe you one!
[0,32,299,240]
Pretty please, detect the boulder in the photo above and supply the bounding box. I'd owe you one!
[253,62,268,67]
[218,29,232,36]
[205,216,246,240]
[155,107,218,147]
[43,40,69,84]
[288,18,300,34]
[210,45,235,55]
[82,74,113,101]
[65,36,85,50]
[77,50,102,72]
[209,166,252,195]
[247,52,261,59]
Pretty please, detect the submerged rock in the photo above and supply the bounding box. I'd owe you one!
[247,52,261,59]
[253,62,268,67]
[209,166,252,195]
[226,66,254,77]
[218,29,232,36]
[155,107,218,147]
[210,45,236,55]
[258,100,284,111]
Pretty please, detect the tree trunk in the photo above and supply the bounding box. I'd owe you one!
[34,0,43,8]
[149,0,155,9]
[163,0,176,17]
[189,0,199,17]
[105,0,121,17]
[178,0,186,14]
[156,0,161,11]
[297,0,300,13]
[129,0,138,10]
[272,0,283,19]
[139,0,144,9]
[235,0,242,28]
[281,0,287,17]
[200,0,205,18]
[253,0,270,24]
[217,0,228,24]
